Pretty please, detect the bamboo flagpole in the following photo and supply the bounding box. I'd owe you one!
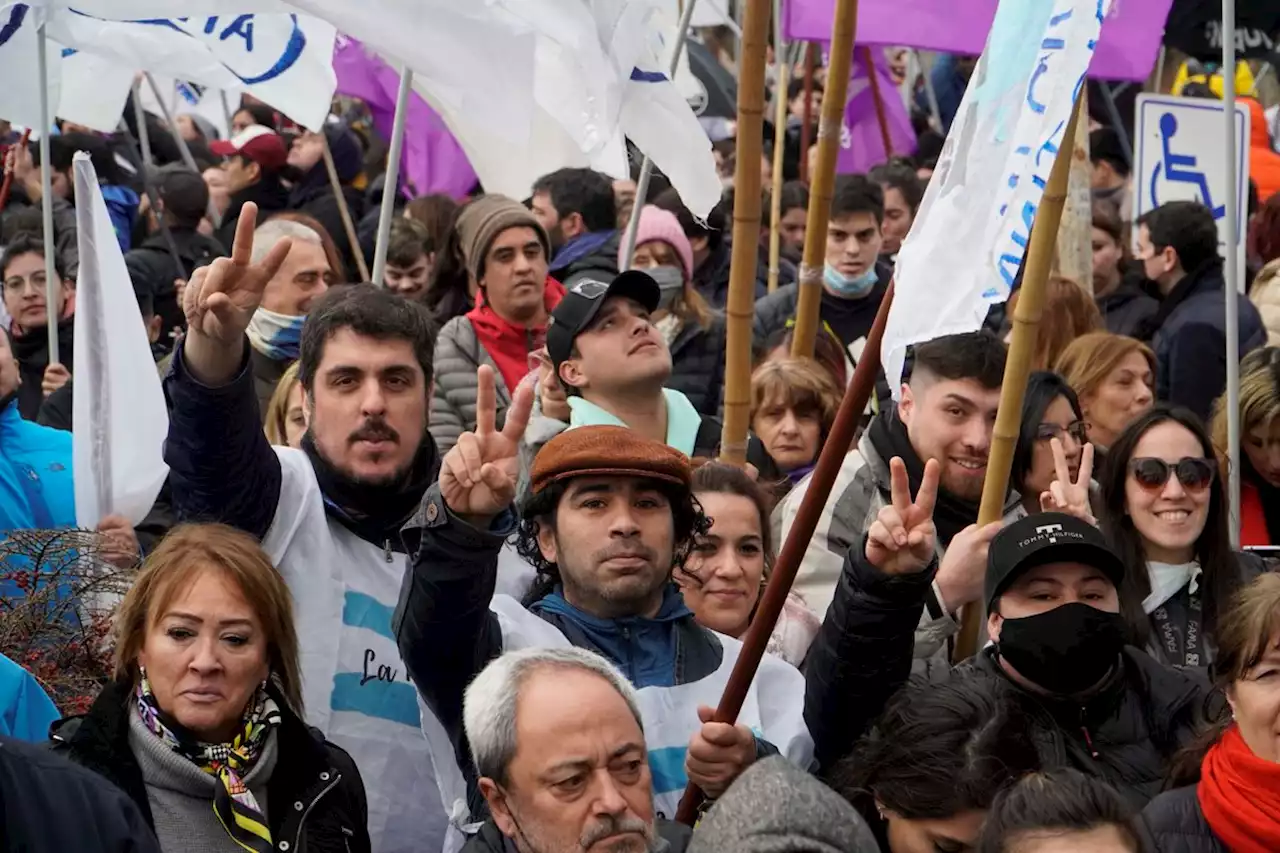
[767,62,789,294]
[717,0,771,467]
[862,47,893,161]
[953,95,1085,662]
[679,281,895,825]
[789,0,859,360]
[321,134,371,283]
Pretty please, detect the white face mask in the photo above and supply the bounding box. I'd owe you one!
[245,307,306,361]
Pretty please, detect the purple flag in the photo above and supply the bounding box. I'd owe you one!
[332,38,477,200]
[784,0,1174,82]
[837,51,917,174]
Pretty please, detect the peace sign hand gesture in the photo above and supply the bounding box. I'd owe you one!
[440,365,534,526]
[866,457,940,575]
[1039,438,1096,526]
[182,202,292,385]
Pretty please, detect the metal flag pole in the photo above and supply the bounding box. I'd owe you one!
[219,90,235,135]
[1223,0,1241,546]
[36,22,58,364]
[620,0,701,266]
[123,101,186,285]
[143,73,222,229]
[370,68,413,288]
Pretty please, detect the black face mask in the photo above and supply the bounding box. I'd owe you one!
[996,602,1126,696]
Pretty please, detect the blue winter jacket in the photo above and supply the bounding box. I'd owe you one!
[0,652,59,741]
[0,400,75,534]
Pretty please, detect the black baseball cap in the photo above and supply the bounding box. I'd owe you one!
[985,513,1126,610]
[546,270,661,371]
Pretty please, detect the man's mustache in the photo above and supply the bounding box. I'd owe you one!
[580,815,653,849]
[348,418,399,445]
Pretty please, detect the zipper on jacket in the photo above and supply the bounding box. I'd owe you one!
[294,771,343,851]
[384,539,393,563]
[1079,707,1100,759]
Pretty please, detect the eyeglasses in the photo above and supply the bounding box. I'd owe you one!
[1035,421,1088,444]
[1129,457,1216,492]
[2,272,48,294]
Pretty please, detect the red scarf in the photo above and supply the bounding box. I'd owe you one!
[1198,725,1280,853]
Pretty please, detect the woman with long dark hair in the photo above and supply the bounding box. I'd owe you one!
[1099,405,1254,665]
[1011,372,1093,519]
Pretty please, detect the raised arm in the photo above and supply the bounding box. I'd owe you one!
[163,204,293,538]
[394,366,533,807]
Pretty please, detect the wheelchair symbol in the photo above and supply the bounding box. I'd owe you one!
[1148,112,1226,218]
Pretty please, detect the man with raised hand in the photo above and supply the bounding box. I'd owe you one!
[395,368,811,835]
[165,202,451,852]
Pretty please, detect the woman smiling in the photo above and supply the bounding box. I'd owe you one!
[676,463,820,666]
[51,524,371,853]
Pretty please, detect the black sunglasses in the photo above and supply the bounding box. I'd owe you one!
[1129,457,1216,492]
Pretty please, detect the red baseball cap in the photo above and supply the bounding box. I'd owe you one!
[209,124,288,171]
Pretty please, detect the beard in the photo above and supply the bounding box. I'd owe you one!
[556,537,673,619]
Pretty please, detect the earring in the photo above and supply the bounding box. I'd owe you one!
[876,803,887,820]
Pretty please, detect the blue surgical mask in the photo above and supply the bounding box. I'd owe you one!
[823,262,879,298]
[246,307,306,361]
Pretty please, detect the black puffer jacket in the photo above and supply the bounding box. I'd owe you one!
[52,680,372,853]
[668,314,726,417]
[804,545,1210,808]
[1139,786,1228,853]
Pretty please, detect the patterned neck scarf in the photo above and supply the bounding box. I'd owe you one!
[136,671,282,852]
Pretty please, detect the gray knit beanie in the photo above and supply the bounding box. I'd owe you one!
[455,195,551,283]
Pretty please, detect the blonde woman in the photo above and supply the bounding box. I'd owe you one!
[1054,332,1156,455]
[1210,346,1280,546]
[262,361,305,448]
[50,524,371,853]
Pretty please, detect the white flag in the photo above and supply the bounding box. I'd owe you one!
[883,0,1111,395]
[71,152,169,528]
[0,3,58,130]
[46,10,336,130]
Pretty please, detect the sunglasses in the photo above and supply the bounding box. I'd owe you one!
[1128,457,1216,492]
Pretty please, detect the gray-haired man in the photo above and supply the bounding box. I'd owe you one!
[462,647,692,853]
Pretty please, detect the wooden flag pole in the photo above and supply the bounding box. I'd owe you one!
[799,44,816,183]
[790,0,860,360]
[679,282,894,825]
[862,47,894,160]
[320,135,371,282]
[767,60,789,295]
[953,95,1085,662]
[717,0,772,467]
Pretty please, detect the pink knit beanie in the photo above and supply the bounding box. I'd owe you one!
[620,205,695,280]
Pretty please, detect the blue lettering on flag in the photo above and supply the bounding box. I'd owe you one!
[0,5,27,49]
[630,68,667,84]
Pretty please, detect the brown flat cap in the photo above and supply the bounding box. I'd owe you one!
[530,426,693,495]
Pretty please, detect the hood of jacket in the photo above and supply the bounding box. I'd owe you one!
[567,388,704,458]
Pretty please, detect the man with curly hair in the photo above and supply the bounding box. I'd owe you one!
[393,368,812,844]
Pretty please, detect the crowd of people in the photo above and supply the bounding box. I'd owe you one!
[2,33,1280,853]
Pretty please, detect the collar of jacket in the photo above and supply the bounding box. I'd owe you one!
[52,679,340,832]
[551,230,617,272]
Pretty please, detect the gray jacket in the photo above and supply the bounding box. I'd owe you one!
[430,316,512,456]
